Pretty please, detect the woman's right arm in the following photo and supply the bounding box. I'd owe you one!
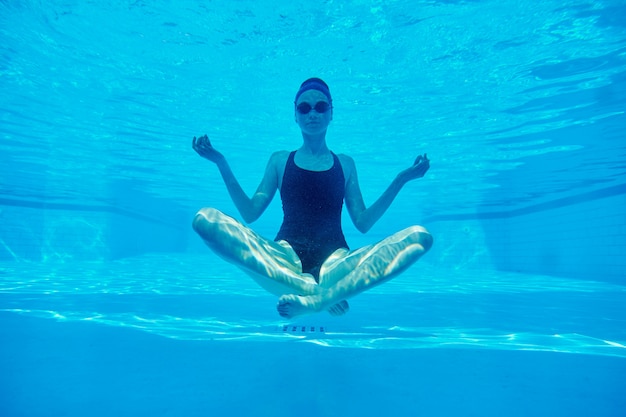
[192,135,279,223]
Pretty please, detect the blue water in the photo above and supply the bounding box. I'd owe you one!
[1,1,626,416]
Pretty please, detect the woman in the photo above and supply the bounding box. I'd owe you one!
[192,78,433,319]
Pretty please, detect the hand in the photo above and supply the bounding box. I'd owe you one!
[399,153,430,183]
[192,134,224,164]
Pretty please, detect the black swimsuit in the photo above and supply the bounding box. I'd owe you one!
[275,151,349,281]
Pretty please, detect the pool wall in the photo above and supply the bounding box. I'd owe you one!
[0,193,187,262]
[481,189,625,283]
[2,186,624,284]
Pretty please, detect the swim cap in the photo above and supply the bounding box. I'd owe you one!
[294,78,332,104]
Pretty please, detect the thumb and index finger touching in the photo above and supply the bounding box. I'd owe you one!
[192,134,213,152]
[414,153,429,165]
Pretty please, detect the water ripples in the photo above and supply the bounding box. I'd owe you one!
[1,254,624,357]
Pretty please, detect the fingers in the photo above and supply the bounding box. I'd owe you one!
[414,153,429,166]
[409,153,430,178]
[192,134,210,150]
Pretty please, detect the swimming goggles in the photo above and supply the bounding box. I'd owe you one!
[296,101,331,114]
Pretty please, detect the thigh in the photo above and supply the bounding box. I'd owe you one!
[317,245,371,288]
[318,225,430,288]
[272,239,304,274]
[195,207,303,274]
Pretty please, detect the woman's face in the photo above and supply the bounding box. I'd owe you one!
[295,89,332,135]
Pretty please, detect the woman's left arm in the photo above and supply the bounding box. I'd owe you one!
[344,154,430,233]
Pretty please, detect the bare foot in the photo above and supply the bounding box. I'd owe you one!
[277,294,322,318]
[296,273,323,295]
[327,300,349,316]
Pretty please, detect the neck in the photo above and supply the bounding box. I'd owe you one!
[300,131,329,155]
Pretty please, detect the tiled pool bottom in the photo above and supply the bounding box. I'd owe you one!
[1,312,624,417]
[0,254,625,416]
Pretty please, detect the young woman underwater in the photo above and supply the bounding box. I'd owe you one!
[192,78,433,318]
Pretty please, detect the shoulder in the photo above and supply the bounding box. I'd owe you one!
[267,150,291,178]
[266,150,290,166]
[335,153,357,178]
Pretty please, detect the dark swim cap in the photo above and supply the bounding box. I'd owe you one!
[294,78,332,104]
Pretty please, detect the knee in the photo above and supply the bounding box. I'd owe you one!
[405,225,434,252]
[192,207,224,236]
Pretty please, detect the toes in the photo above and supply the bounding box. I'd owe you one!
[277,306,291,318]
[277,299,291,318]
[327,300,350,316]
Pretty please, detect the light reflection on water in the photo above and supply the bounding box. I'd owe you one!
[1,254,625,357]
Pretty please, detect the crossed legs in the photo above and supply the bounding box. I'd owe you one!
[192,207,319,297]
[193,208,433,318]
[277,225,433,318]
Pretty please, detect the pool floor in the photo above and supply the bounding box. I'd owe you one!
[1,254,625,416]
[1,312,624,417]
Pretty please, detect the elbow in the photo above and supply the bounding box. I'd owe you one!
[241,200,268,224]
[242,206,264,224]
[242,213,259,224]
[352,214,372,234]
[354,221,371,234]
